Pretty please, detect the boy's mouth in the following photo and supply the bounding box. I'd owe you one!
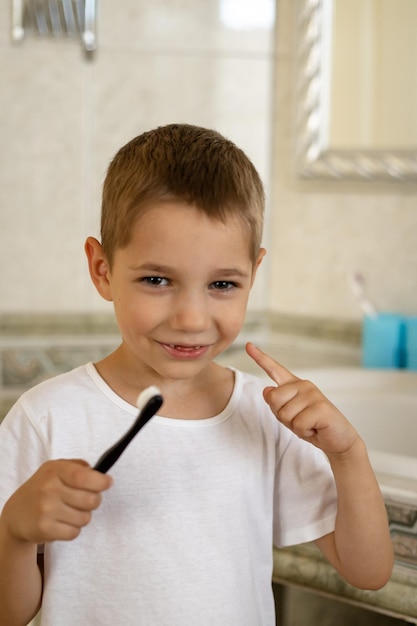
[160,343,210,359]
[168,344,202,350]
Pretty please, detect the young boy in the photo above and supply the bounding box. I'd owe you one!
[0,124,393,626]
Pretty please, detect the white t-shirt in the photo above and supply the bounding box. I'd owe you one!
[0,365,337,626]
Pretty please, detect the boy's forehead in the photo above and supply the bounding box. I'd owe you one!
[125,201,254,261]
[134,200,251,237]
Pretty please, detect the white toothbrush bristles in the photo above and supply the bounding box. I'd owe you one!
[348,272,377,317]
[136,385,162,410]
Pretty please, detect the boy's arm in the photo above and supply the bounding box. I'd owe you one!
[0,523,42,625]
[246,342,394,590]
[315,437,393,589]
[0,459,112,626]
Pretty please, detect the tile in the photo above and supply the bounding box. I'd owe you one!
[267,190,417,320]
[91,52,272,180]
[0,45,91,311]
[0,0,274,314]
[0,2,11,45]
[98,0,275,55]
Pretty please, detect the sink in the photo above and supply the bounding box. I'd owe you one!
[291,367,417,570]
[291,367,417,495]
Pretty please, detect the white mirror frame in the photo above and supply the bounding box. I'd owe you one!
[294,0,417,181]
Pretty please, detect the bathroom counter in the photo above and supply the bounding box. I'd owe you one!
[273,542,417,623]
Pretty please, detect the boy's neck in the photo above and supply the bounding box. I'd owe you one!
[93,349,235,420]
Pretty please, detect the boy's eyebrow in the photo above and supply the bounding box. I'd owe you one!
[129,263,172,273]
[130,263,250,277]
[215,268,251,278]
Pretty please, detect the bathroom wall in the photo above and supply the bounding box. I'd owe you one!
[2,0,417,325]
[0,0,274,314]
[269,0,417,322]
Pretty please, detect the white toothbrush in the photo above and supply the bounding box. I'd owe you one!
[94,386,163,473]
[348,272,377,317]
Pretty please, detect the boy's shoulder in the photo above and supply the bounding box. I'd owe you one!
[233,367,270,395]
[16,362,96,411]
[231,367,274,417]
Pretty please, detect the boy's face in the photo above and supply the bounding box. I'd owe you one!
[89,201,264,383]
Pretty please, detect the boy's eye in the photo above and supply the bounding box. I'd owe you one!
[210,280,237,291]
[141,276,169,287]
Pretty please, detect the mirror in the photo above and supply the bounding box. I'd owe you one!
[294,0,417,181]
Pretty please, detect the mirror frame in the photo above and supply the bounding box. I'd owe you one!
[294,0,417,181]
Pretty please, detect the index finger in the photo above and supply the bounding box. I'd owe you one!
[245,342,300,386]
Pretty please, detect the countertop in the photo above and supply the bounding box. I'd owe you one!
[273,543,417,623]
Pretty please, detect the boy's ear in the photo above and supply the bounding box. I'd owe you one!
[85,237,113,302]
[251,247,266,287]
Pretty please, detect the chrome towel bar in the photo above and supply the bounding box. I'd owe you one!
[12,0,97,53]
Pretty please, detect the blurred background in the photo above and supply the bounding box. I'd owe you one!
[1,0,416,324]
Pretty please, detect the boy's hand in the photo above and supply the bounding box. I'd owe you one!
[1,460,112,545]
[246,342,359,458]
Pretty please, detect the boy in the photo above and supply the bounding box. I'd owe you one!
[0,124,393,626]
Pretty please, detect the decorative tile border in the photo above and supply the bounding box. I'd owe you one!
[387,502,417,570]
[0,313,119,336]
[266,311,361,345]
[1,338,120,388]
[0,311,361,342]
[273,542,417,621]
[0,311,362,421]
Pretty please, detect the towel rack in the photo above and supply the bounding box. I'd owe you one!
[12,0,97,54]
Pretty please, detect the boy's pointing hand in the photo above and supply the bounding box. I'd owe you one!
[246,342,358,458]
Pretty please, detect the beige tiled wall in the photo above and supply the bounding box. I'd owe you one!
[0,0,274,313]
[2,0,417,324]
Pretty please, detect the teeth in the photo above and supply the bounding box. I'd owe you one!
[169,344,201,349]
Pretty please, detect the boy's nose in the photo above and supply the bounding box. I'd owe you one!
[170,291,211,333]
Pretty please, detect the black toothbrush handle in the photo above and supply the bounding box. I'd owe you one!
[94,395,163,473]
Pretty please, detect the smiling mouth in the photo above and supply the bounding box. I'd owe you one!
[168,344,202,350]
[160,343,210,359]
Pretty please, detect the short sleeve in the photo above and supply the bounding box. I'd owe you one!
[0,399,48,512]
[273,428,338,547]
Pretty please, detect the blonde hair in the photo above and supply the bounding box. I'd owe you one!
[101,124,265,266]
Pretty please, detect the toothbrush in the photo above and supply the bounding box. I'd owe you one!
[94,386,163,473]
[348,272,377,318]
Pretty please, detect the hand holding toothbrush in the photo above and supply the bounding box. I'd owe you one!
[1,459,112,544]
[1,386,163,545]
